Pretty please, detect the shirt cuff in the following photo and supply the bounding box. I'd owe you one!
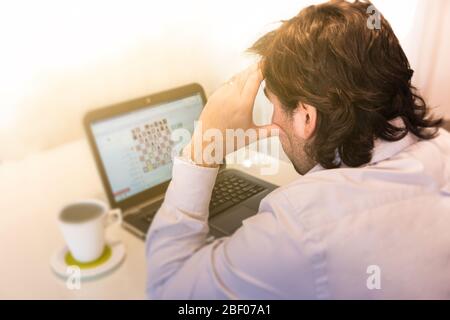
[164,157,219,214]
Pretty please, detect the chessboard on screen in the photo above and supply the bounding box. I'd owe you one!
[131,118,175,174]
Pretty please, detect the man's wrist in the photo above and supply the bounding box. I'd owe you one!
[166,157,219,215]
[181,142,221,169]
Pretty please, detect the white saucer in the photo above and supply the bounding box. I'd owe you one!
[50,240,126,280]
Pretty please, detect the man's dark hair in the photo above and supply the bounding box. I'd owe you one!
[249,0,442,169]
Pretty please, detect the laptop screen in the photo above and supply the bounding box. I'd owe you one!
[90,93,203,202]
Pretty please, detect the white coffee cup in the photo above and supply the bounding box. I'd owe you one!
[58,199,122,263]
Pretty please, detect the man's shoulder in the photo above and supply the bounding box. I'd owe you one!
[265,129,450,208]
[260,169,358,217]
[260,164,428,222]
[259,130,450,225]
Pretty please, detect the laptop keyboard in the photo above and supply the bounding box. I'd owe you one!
[209,174,266,217]
[138,173,267,224]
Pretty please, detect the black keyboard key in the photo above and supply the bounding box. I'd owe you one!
[209,173,267,215]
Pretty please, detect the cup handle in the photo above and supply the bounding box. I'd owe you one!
[105,208,123,228]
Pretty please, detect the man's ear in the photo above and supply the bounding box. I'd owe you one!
[292,102,317,140]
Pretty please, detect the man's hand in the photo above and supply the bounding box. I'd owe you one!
[183,63,277,167]
[199,63,264,135]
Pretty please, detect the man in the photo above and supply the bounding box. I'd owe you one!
[145,0,450,299]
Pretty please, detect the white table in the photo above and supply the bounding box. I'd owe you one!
[0,138,298,299]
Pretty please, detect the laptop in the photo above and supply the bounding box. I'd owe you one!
[84,83,277,239]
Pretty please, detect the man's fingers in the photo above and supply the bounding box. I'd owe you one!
[222,63,264,118]
[233,65,254,92]
[241,65,264,103]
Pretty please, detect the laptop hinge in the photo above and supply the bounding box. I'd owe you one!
[121,194,165,217]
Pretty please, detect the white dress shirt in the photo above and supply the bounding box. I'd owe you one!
[145,129,450,299]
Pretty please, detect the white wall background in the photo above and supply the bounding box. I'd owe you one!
[0,0,449,163]
[408,0,450,117]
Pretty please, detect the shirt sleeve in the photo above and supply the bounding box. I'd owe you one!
[145,157,316,299]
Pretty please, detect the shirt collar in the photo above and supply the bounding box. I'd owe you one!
[307,118,418,174]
